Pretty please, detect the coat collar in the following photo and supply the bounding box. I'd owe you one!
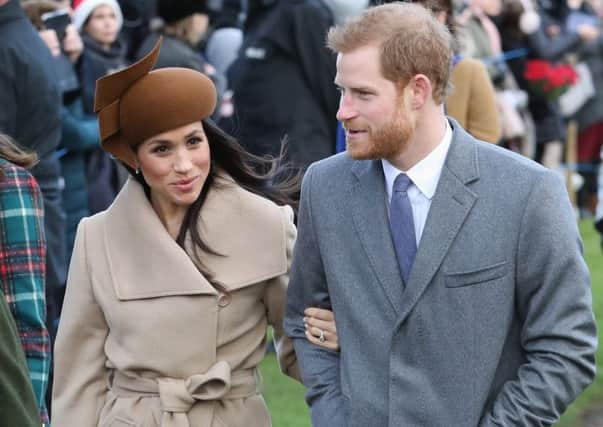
[103,175,290,300]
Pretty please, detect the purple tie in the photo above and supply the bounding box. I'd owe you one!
[389,173,417,285]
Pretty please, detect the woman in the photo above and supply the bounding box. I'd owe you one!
[23,0,102,344]
[51,38,334,427]
[0,133,50,424]
[73,0,127,213]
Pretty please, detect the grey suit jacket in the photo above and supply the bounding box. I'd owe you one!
[284,119,597,427]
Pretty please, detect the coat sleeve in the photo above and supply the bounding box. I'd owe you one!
[52,218,110,426]
[465,59,501,144]
[0,289,40,427]
[0,48,17,137]
[0,167,50,421]
[60,99,101,152]
[449,58,501,144]
[284,166,346,427]
[263,204,300,381]
[479,169,597,426]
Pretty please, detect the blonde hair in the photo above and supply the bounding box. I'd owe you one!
[327,2,453,104]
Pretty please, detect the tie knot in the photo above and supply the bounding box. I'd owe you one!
[393,173,412,193]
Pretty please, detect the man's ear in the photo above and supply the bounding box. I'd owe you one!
[408,74,432,109]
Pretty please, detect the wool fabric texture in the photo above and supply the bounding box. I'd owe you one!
[94,37,217,169]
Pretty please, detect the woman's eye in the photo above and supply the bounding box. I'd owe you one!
[151,145,168,154]
[187,137,203,146]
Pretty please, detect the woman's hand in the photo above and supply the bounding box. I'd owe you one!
[304,307,339,351]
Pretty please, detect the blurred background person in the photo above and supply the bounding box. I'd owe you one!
[135,0,227,118]
[226,0,339,172]
[116,0,155,61]
[0,132,49,424]
[205,0,245,79]
[0,0,66,394]
[497,0,598,170]
[22,0,106,347]
[73,0,126,214]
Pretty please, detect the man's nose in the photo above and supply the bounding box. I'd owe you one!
[336,94,357,122]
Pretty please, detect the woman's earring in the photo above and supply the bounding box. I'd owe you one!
[135,168,140,175]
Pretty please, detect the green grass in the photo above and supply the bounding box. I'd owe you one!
[260,220,602,426]
[261,354,310,427]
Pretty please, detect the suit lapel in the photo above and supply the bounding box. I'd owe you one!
[350,160,405,315]
[395,120,479,325]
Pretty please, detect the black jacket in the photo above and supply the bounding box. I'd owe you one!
[0,0,61,159]
[227,0,339,170]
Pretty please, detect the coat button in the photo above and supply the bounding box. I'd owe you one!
[217,293,231,308]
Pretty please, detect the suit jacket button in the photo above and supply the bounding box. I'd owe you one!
[217,293,231,308]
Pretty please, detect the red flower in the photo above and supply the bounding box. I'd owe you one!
[524,60,578,101]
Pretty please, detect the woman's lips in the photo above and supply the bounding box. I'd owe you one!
[173,176,199,191]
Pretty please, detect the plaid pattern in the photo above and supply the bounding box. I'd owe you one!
[0,159,50,424]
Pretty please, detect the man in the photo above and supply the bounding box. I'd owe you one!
[226,0,339,171]
[284,3,597,426]
[0,0,66,343]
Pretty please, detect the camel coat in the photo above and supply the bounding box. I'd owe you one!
[447,58,501,144]
[52,175,300,427]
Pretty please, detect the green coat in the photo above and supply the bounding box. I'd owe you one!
[0,288,40,427]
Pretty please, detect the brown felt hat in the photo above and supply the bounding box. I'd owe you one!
[94,37,217,169]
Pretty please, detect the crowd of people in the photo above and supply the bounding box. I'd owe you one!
[0,0,600,426]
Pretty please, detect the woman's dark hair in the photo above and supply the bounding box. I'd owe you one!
[0,133,38,181]
[127,119,301,292]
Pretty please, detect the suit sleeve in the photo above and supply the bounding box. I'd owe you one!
[284,166,347,427]
[479,170,597,426]
[52,218,110,426]
[263,205,301,381]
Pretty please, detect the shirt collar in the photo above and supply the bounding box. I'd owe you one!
[382,119,452,200]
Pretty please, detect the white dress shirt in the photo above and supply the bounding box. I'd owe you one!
[382,120,452,246]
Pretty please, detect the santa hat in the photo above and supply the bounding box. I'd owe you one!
[72,0,123,32]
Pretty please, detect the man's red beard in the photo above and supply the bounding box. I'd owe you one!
[344,110,415,161]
